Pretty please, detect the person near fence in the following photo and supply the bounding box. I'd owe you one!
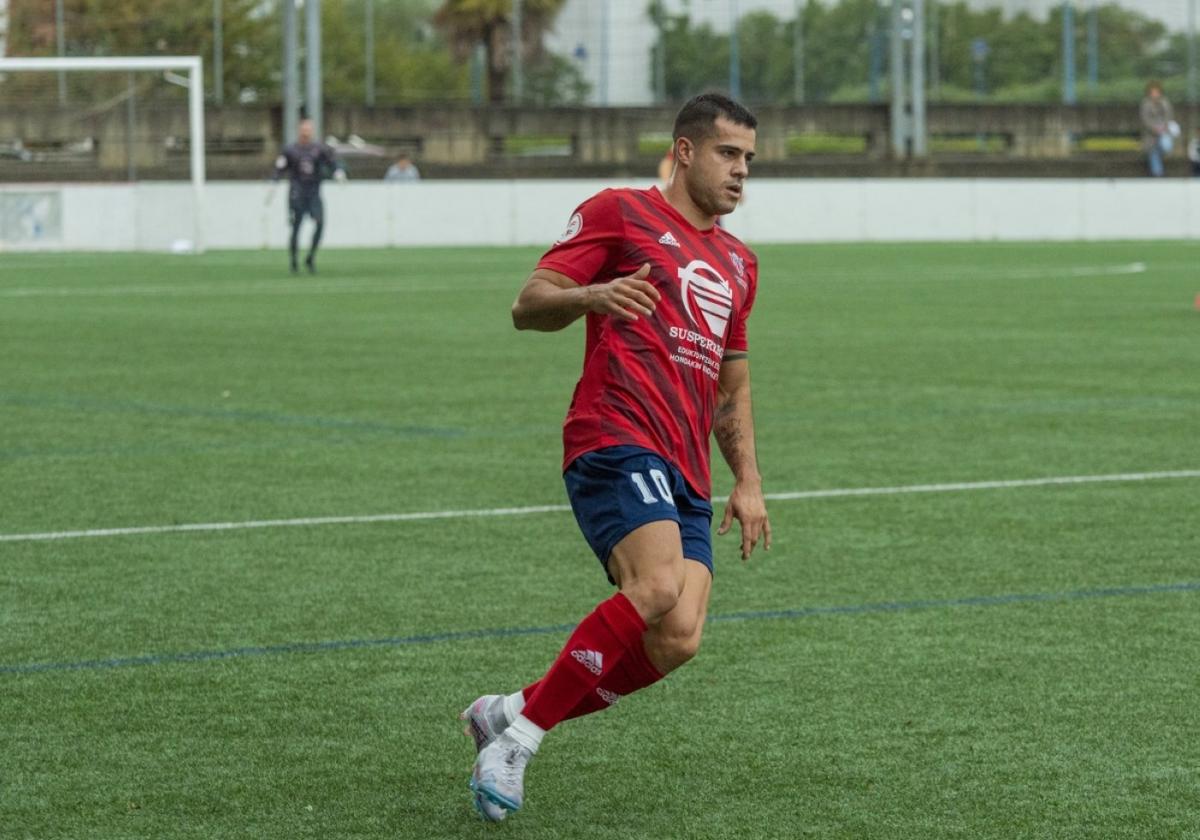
[384,153,421,182]
[273,118,345,273]
[1140,81,1175,178]
[657,146,674,185]
[1188,128,1200,178]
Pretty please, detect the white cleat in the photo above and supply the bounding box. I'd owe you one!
[461,695,512,821]
[460,694,507,754]
[470,733,533,816]
[471,788,508,822]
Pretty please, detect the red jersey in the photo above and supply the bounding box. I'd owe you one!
[537,186,758,499]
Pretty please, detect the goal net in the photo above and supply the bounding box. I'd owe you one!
[0,56,205,251]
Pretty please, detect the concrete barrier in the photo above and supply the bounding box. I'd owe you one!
[2,178,1198,252]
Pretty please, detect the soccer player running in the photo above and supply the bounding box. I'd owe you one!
[272,117,345,273]
[463,93,770,821]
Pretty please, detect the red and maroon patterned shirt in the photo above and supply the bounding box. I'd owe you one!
[537,186,758,499]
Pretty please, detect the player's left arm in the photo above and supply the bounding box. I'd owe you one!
[326,146,348,182]
[714,354,771,561]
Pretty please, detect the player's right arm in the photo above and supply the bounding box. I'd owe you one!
[517,190,658,332]
[511,264,659,332]
[272,148,291,181]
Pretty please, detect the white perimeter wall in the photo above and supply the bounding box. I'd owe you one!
[2,179,1199,252]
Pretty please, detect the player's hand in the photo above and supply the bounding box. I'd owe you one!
[587,263,660,321]
[718,478,771,561]
[334,169,347,183]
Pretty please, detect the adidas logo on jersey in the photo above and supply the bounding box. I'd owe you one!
[570,649,604,675]
[658,231,681,247]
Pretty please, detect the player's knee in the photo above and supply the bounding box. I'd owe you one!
[623,573,685,624]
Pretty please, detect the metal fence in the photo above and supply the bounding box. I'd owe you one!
[3,1,1195,108]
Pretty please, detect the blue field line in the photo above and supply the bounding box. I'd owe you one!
[0,392,463,439]
[707,581,1200,624]
[3,581,1197,677]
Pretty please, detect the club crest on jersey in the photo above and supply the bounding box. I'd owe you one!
[729,251,747,287]
[677,259,734,336]
[556,212,583,244]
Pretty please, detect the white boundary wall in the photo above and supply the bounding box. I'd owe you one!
[2,179,1199,252]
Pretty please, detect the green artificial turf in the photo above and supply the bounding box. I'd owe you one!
[2,242,1199,839]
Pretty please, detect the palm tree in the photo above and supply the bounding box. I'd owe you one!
[435,0,567,104]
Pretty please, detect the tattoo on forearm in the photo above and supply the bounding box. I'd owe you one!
[714,406,744,470]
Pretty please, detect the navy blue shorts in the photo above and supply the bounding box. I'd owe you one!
[564,445,714,582]
[289,193,324,224]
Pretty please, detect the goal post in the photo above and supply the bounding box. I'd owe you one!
[0,55,206,252]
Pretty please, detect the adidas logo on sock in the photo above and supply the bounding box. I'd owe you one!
[570,649,604,675]
[596,687,621,706]
[658,231,680,247]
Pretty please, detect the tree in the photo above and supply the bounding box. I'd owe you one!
[933,1,1174,103]
[524,53,589,106]
[320,0,468,105]
[655,5,728,101]
[800,0,877,102]
[4,0,475,106]
[433,0,567,104]
[655,0,1191,106]
[654,0,883,105]
[735,12,793,104]
[6,0,276,104]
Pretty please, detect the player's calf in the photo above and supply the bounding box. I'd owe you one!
[639,560,713,674]
[643,620,703,673]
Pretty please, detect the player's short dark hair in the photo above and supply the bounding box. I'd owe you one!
[672,93,758,144]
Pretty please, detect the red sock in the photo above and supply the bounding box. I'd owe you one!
[521,593,648,731]
[522,633,664,721]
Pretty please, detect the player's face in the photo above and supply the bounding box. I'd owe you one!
[298,120,314,143]
[682,117,756,217]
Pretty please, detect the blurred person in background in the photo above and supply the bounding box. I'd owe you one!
[657,146,674,186]
[384,153,421,182]
[1140,81,1175,177]
[273,118,345,273]
[1188,128,1200,178]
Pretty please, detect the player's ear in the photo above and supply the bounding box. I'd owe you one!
[675,137,693,167]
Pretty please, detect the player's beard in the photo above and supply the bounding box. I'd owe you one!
[687,171,740,218]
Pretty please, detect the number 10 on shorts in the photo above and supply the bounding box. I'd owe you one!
[630,470,675,506]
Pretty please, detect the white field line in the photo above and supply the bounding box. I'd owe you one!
[3,469,1198,544]
[993,261,1147,279]
[0,277,514,299]
[763,469,1200,500]
[1051,262,1146,278]
[0,262,1151,299]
